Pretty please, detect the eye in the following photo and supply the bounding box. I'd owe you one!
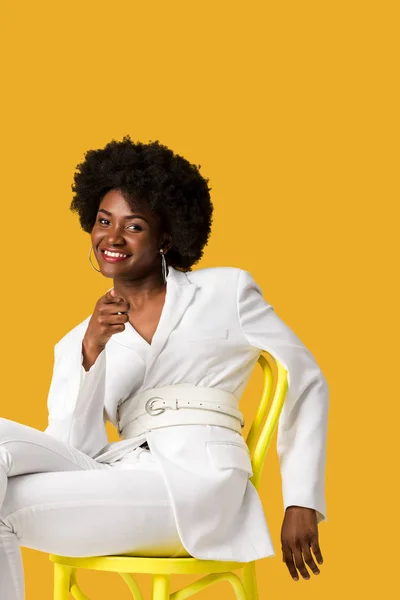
[97,218,142,231]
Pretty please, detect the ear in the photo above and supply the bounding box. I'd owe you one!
[160,235,173,254]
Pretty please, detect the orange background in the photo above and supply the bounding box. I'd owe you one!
[1,1,398,598]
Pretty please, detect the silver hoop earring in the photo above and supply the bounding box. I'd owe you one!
[160,249,168,283]
[88,246,101,272]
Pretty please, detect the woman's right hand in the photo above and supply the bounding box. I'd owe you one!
[82,289,130,370]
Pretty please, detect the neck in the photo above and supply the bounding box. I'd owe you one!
[112,269,166,305]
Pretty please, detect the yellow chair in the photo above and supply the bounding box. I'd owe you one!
[49,352,288,600]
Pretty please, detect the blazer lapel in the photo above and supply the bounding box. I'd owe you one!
[110,267,198,375]
[145,266,198,376]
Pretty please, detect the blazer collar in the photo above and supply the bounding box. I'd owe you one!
[110,266,198,372]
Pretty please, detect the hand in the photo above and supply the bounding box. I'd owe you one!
[83,288,131,354]
[281,506,323,581]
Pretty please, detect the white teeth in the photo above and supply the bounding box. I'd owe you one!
[104,250,128,258]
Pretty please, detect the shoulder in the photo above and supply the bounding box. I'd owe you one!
[186,266,260,292]
[185,266,242,286]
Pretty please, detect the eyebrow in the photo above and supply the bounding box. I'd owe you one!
[98,208,148,223]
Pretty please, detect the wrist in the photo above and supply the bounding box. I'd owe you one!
[82,336,104,353]
[82,338,104,371]
[286,506,316,513]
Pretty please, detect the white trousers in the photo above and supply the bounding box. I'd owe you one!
[0,418,189,600]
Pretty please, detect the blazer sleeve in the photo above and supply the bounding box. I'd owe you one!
[43,337,109,457]
[237,269,329,524]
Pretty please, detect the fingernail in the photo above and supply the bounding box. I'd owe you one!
[293,577,298,581]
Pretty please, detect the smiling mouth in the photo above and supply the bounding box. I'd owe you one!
[100,250,132,262]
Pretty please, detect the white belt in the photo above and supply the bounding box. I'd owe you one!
[117,384,245,438]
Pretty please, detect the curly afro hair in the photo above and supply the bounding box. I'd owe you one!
[70,135,213,271]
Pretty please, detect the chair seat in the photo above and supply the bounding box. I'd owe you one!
[49,553,246,575]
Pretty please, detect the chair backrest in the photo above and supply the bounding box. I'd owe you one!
[245,352,288,489]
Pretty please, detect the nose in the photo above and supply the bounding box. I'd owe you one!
[104,230,127,245]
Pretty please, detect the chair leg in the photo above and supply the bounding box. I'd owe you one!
[152,574,170,600]
[243,562,258,600]
[53,563,73,600]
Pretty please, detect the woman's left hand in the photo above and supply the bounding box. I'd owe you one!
[280,506,323,581]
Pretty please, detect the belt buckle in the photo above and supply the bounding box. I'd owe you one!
[145,397,165,416]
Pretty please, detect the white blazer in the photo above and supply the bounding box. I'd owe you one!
[44,266,329,562]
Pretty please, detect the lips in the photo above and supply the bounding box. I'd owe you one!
[100,249,132,263]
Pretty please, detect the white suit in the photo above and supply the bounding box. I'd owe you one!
[44,265,329,562]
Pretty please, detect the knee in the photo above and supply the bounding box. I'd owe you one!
[0,446,12,474]
[0,419,15,474]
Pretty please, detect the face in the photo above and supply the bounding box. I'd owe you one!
[91,188,169,281]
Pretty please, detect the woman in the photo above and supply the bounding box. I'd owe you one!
[0,136,329,598]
